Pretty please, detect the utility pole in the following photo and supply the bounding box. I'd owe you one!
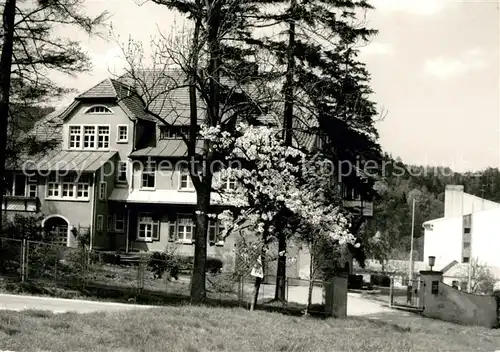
[467,204,473,292]
[480,185,485,210]
[409,197,416,281]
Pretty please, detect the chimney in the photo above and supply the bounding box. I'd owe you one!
[444,185,464,218]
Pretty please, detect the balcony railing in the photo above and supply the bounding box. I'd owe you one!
[342,199,373,217]
[2,196,39,212]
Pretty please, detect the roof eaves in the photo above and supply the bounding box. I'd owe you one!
[117,100,137,121]
[59,101,80,121]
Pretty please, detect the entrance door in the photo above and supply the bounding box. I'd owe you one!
[43,216,68,246]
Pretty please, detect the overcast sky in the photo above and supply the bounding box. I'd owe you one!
[51,0,499,172]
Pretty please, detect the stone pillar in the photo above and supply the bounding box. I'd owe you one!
[324,275,348,318]
[419,270,443,313]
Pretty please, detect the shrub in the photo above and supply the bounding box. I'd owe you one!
[348,275,363,290]
[207,273,238,294]
[147,252,224,278]
[207,257,223,274]
[0,239,21,275]
[370,274,391,287]
[2,214,44,241]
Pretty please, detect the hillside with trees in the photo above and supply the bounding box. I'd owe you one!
[364,154,500,262]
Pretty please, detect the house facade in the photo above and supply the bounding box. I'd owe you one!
[423,185,500,281]
[3,73,374,278]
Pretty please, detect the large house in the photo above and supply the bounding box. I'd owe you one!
[423,185,500,283]
[3,72,374,278]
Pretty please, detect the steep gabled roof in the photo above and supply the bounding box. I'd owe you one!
[28,109,64,142]
[76,78,122,100]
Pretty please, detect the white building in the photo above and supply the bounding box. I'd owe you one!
[423,185,500,283]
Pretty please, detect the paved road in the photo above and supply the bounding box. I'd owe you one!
[0,294,157,314]
[347,293,394,316]
[0,292,399,317]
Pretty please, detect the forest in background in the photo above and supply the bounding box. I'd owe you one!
[365,155,500,262]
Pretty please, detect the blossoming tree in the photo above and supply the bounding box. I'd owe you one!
[203,123,355,310]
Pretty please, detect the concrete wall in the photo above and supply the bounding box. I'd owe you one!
[424,207,500,272]
[423,216,462,267]
[324,276,348,318]
[420,271,498,328]
[468,208,500,269]
[444,185,500,218]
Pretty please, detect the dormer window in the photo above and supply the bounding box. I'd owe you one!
[159,126,189,139]
[85,105,113,114]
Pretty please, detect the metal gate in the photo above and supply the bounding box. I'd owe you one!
[390,278,424,311]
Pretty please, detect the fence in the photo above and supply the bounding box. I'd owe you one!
[0,237,332,315]
[390,277,424,311]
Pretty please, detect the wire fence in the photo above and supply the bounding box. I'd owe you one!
[0,237,329,315]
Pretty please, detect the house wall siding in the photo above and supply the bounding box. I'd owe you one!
[38,174,94,247]
[61,102,134,160]
[93,160,119,249]
[131,161,225,192]
[120,205,237,271]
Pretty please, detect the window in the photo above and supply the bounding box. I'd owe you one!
[208,218,225,245]
[179,168,194,190]
[62,181,74,198]
[27,176,37,197]
[47,175,60,197]
[168,221,177,242]
[463,242,471,250]
[141,163,156,189]
[68,124,111,150]
[117,161,127,183]
[99,181,107,200]
[115,213,125,232]
[83,126,96,149]
[177,215,194,243]
[85,105,113,114]
[316,133,330,150]
[137,214,160,242]
[462,257,470,263]
[159,126,189,139]
[464,228,471,234]
[77,182,90,198]
[13,174,26,196]
[117,125,128,143]
[97,215,103,231]
[3,174,37,197]
[222,174,236,190]
[46,174,90,201]
[107,215,113,231]
[98,126,110,149]
[343,185,360,200]
[69,126,81,149]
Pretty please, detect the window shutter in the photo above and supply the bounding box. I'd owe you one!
[168,222,177,242]
[152,221,160,241]
[191,221,196,244]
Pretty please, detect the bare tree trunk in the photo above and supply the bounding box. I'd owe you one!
[275,0,296,302]
[189,0,221,304]
[0,0,17,231]
[191,185,211,303]
[250,276,262,311]
[305,246,314,315]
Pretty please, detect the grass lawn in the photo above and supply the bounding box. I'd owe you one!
[0,306,499,352]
